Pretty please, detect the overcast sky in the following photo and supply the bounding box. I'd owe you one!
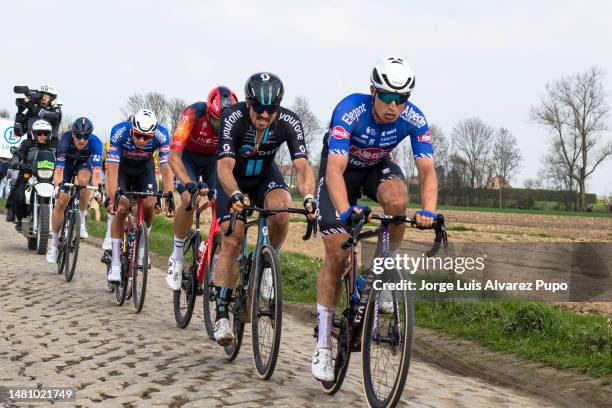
[2,0,611,195]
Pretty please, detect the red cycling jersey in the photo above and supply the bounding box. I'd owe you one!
[170,102,218,155]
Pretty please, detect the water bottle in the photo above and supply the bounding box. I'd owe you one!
[127,230,135,253]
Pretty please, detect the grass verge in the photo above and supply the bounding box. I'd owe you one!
[83,208,610,379]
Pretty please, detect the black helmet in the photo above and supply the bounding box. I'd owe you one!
[244,72,284,106]
[72,117,94,139]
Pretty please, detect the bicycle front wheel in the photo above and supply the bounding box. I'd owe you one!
[64,211,80,282]
[251,244,282,380]
[132,223,149,313]
[203,234,221,339]
[361,268,413,408]
[174,231,198,328]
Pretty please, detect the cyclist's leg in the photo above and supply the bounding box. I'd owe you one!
[135,161,157,267]
[171,150,200,265]
[256,163,291,249]
[76,164,92,237]
[51,161,76,237]
[363,158,407,255]
[212,183,247,342]
[109,164,132,280]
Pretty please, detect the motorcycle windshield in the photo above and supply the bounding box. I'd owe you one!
[32,149,56,170]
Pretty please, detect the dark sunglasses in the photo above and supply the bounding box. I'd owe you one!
[250,102,279,115]
[376,91,410,105]
[35,131,50,137]
[73,133,90,141]
[132,130,154,140]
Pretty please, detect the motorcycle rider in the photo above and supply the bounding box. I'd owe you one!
[6,120,58,230]
[13,84,62,141]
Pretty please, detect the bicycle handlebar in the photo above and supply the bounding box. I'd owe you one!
[341,213,448,257]
[113,189,165,211]
[185,182,209,212]
[225,206,317,240]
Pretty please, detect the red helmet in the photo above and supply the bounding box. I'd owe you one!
[207,86,238,119]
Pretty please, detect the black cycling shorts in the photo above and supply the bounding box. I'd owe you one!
[117,159,157,193]
[174,149,216,200]
[316,155,404,236]
[60,159,92,186]
[216,162,289,224]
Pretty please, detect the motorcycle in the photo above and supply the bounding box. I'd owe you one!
[10,146,56,254]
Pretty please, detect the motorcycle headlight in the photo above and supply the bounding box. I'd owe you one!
[37,169,54,179]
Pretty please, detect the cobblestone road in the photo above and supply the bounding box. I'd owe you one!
[0,220,557,407]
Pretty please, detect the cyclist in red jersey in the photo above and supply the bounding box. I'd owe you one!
[166,86,238,291]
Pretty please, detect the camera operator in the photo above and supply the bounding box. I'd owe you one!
[5,120,58,230]
[14,84,62,141]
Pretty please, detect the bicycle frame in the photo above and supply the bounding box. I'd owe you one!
[195,199,220,286]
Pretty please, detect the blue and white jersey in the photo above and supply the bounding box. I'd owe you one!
[327,93,434,169]
[107,121,170,165]
[56,131,103,168]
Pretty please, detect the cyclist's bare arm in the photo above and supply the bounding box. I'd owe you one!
[217,157,240,196]
[106,162,119,208]
[91,167,102,188]
[159,163,174,194]
[53,167,64,187]
[415,157,438,227]
[326,154,350,215]
[168,149,191,185]
[293,157,315,197]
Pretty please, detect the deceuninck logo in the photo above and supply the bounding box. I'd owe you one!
[4,126,23,145]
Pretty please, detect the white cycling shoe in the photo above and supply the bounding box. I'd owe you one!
[80,222,88,239]
[260,267,274,301]
[166,256,183,291]
[102,236,112,251]
[46,245,58,264]
[214,318,234,345]
[312,347,335,382]
[107,264,122,282]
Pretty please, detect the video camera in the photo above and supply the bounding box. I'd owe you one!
[14,85,44,110]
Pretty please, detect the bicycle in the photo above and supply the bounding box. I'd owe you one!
[173,180,221,333]
[317,210,447,408]
[108,189,172,312]
[223,206,316,379]
[56,183,99,282]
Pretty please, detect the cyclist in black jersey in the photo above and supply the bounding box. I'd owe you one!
[213,72,317,344]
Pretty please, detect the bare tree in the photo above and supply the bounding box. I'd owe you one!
[121,92,170,128]
[429,124,450,191]
[0,108,10,119]
[167,97,187,134]
[531,67,612,211]
[451,118,494,204]
[291,96,322,165]
[59,113,74,135]
[491,128,522,208]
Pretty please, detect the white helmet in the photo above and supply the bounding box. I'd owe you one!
[131,109,157,134]
[31,119,52,135]
[370,56,415,95]
[39,84,57,100]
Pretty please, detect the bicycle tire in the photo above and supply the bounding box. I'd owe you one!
[251,244,282,380]
[36,202,50,255]
[57,215,68,275]
[64,211,80,282]
[174,231,198,328]
[320,278,351,394]
[224,261,246,361]
[203,234,221,339]
[361,268,413,408]
[132,223,149,313]
[114,253,128,306]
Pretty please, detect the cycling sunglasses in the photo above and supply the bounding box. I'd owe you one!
[250,101,280,115]
[34,131,50,137]
[376,91,410,105]
[132,129,154,140]
[73,133,90,141]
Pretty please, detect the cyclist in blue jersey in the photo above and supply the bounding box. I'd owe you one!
[311,57,438,381]
[106,109,175,282]
[47,117,103,263]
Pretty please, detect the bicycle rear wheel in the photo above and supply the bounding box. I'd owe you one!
[361,268,413,408]
[64,211,80,282]
[224,267,246,361]
[320,278,351,394]
[251,244,282,379]
[174,231,198,328]
[203,234,221,339]
[132,223,149,313]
